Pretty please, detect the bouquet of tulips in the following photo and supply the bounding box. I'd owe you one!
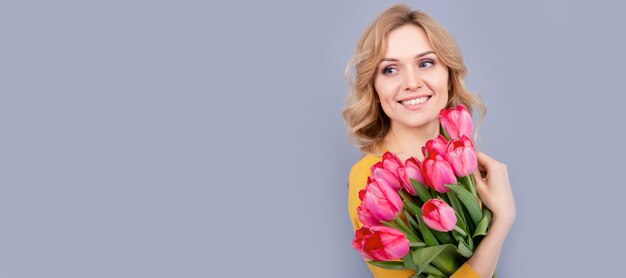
[352,105,495,278]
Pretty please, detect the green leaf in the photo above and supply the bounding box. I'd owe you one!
[404,211,423,242]
[456,239,474,258]
[404,200,422,218]
[394,218,414,237]
[431,230,452,244]
[428,188,438,199]
[451,229,464,242]
[367,260,406,270]
[411,244,462,276]
[382,220,420,244]
[381,220,398,230]
[445,184,483,225]
[423,264,447,277]
[439,193,451,206]
[447,191,469,237]
[430,244,464,276]
[414,207,439,246]
[411,178,432,204]
[446,186,477,233]
[473,207,493,238]
[403,252,417,270]
[410,242,427,247]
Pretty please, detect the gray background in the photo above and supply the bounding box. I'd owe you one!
[1,0,624,277]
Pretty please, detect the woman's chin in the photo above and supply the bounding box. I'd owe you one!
[396,118,438,129]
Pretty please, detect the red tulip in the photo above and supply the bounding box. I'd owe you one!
[352,226,410,261]
[445,135,478,177]
[398,157,426,196]
[422,199,457,232]
[363,177,403,222]
[421,135,449,157]
[438,104,473,140]
[422,151,457,193]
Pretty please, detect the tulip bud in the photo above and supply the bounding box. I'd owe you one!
[371,167,402,191]
[438,104,473,140]
[363,178,403,222]
[422,151,457,193]
[381,151,403,180]
[352,226,410,261]
[445,135,478,177]
[357,202,381,227]
[422,135,449,157]
[398,157,426,196]
[422,199,457,232]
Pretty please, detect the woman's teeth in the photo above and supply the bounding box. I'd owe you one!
[400,96,430,105]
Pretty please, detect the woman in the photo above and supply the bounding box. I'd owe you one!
[342,4,516,278]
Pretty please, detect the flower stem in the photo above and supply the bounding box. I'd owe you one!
[387,219,420,243]
[453,225,468,237]
[465,175,478,199]
[399,190,412,203]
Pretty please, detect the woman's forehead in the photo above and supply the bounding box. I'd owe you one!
[383,25,434,60]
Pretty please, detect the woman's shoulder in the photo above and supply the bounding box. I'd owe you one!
[350,154,381,176]
[348,153,383,230]
[349,153,382,188]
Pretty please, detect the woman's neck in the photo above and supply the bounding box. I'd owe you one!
[382,120,441,162]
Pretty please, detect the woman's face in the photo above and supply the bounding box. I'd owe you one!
[374,24,449,130]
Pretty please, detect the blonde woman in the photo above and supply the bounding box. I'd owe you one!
[343,4,516,278]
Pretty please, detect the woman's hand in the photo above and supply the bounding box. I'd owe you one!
[473,151,517,230]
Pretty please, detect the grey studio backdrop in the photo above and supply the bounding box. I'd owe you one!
[1,1,625,277]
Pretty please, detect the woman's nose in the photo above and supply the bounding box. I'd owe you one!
[404,67,422,91]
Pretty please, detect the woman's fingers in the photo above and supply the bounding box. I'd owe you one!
[475,152,489,181]
[476,151,498,171]
[473,169,487,192]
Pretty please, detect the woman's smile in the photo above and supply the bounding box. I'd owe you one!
[397,95,433,110]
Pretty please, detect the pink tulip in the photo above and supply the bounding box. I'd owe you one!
[422,151,457,193]
[357,202,381,226]
[352,226,410,261]
[438,104,473,140]
[422,199,457,232]
[421,135,449,157]
[363,177,403,222]
[371,166,402,191]
[445,135,478,177]
[398,157,426,196]
[357,188,380,226]
[369,161,383,174]
[382,151,403,180]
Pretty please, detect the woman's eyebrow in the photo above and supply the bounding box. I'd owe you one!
[381,50,435,62]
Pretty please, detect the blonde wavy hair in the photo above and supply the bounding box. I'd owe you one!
[342,4,487,156]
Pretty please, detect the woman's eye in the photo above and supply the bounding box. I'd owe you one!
[419,59,435,68]
[382,67,397,75]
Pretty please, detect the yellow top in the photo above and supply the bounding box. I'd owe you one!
[348,153,482,278]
